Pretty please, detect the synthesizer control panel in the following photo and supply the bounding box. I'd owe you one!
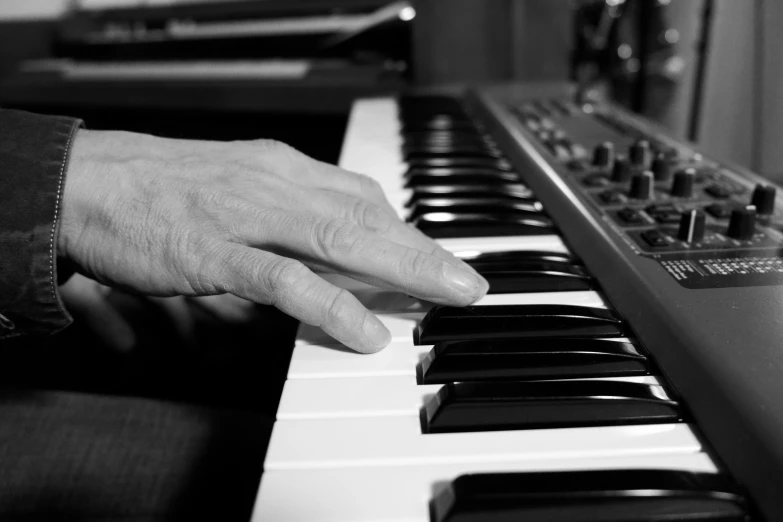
[468,83,783,522]
[493,92,783,289]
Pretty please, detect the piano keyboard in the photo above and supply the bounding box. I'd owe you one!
[251,95,753,521]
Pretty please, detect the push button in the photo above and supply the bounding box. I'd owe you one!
[641,229,670,247]
[617,207,646,224]
[705,184,731,199]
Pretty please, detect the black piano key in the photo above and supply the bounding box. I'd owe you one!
[407,157,512,170]
[403,167,514,180]
[401,121,477,133]
[431,470,749,522]
[403,146,503,159]
[483,270,594,293]
[412,214,556,239]
[460,250,576,265]
[398,95,466,114]
[404,170,519,188]
[464,259,592,293]
[418,338,648,383]
[421,380,681,434]
[402,130,487,140]
[407,201,544,221]
[405,185,535,207]
[405,172,519,188]
[414,304,624,344]
[402,136,497,149]
[467,257,580,272]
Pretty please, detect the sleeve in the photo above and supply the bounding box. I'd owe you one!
[0,108,83,339]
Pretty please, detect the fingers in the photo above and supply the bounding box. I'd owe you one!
[229,211,488,306]
[245,141,400,217]
[148,296,199,348]
[212,246,391,353]
[278,188,477,271]
[59,274,136,352]
[187,294,257,323]
[238,141,476,270]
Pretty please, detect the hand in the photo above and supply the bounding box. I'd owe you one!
[59,273,136,352]
[60,274,260,352]
[58,130,488,353]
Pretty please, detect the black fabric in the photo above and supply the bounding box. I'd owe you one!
[0,108,82,339]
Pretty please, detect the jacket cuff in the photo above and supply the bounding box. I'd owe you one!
[0,108,83,338]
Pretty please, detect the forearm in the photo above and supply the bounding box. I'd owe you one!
[0,108,82,338]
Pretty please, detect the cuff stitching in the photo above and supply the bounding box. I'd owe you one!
[48,122,80,315]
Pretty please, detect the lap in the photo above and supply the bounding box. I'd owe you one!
[0,294,297,521]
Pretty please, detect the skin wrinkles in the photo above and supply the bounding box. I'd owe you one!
[58,129,489,352]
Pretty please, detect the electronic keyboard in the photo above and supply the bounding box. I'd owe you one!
[251,82,783,521]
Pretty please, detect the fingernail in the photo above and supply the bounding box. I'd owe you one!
[442,263,485,299]
[362,314,391,351]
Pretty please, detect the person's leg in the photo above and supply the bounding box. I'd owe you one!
[0,390,272,522]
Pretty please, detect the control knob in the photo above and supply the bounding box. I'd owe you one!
[677,210,706,243]
[610,158,632,182]
[629,171,655,200]
[592,142,615,169]
[651,154,673,182]
[670,168,696,198]
[726,205,757,240]
[750,184,777,215]
[629,140,651,169]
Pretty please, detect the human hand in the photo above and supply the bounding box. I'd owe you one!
[59,273,136,352]
[58,130,488,353]
[60,274,259,352]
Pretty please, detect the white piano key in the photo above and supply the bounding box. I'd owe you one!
[437,235,570,256]
[474,290,607,308]
[277,375,437,419]
[338,99,404,188]
[296,313,420,346]
[265,417,703,470]
[288,341,431,379]
[277,375,662,419]
[295,290,610,346]
[288,336,636,380]
[253,453,719,522]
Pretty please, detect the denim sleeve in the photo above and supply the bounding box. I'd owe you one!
[0,108,83,339]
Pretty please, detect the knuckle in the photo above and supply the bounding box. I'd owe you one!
[352,200,391,233]
[357,174,384,197]
[184,182,225,208]
[401,248,438,278]
[176,234,227,294]
[322,288,359,330]
[314,219,362,258]
[253,139,301,162]
[264,258,309,298]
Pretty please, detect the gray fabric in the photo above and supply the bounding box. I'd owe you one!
[0,390,272,521]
